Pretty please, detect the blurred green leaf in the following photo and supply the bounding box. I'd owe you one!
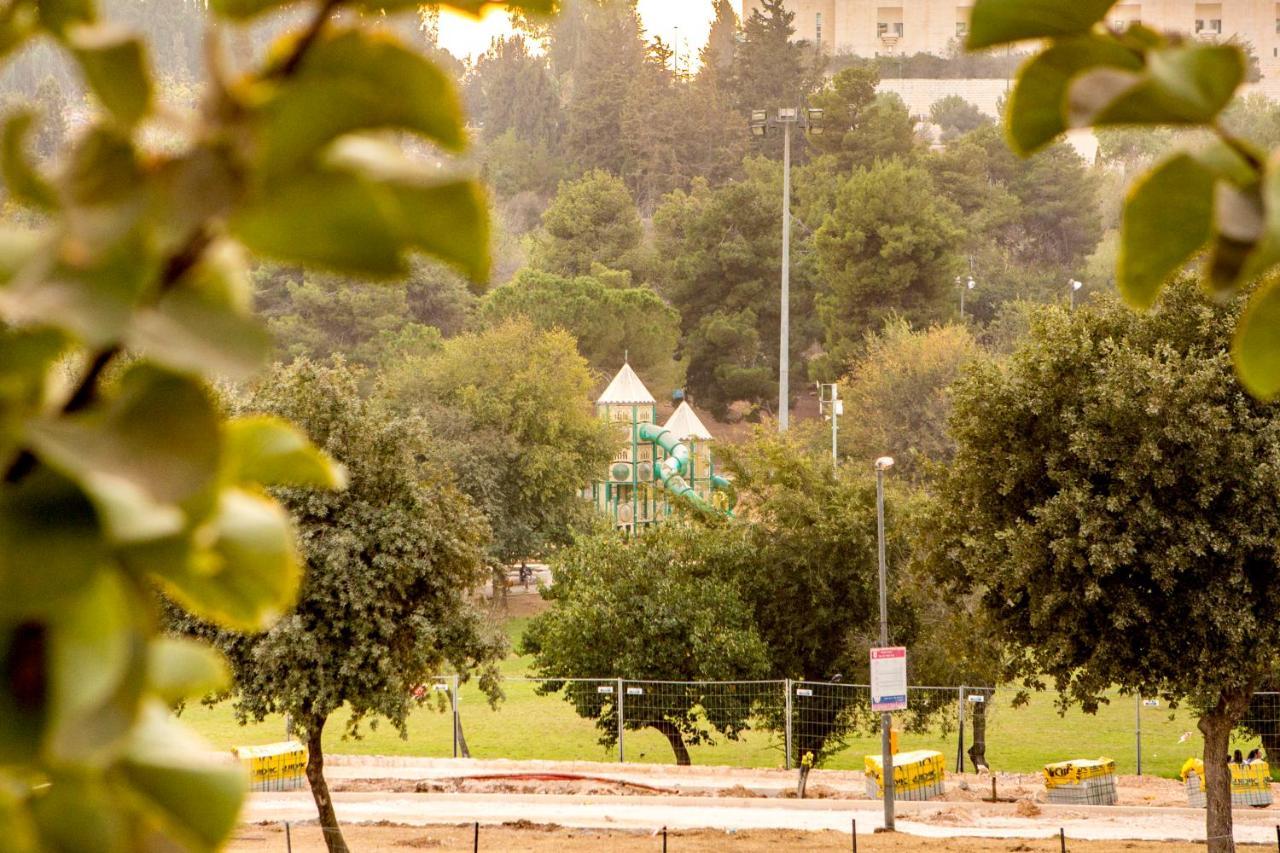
[45,569,147,765]
[148,148,238,257]
[0,470,103,620]
[1,111,56,208]
[0,326,66,409]
[120,702,245,851]
[37,0,94,35]
[232,164,489,280]
[1235,278,1280,399]
[0,3,37,61]
[208,0,292,19]
[254,28,464,178]
[224,415,346,489]
[147,490,301,632]
[28,365,222,510]
[968,0,1117,50]
[147,638,228,705]
[0,233,156,348]
[128,288,271,381]
[1118,153,1215,308]
[231,170,405,274]
[31,775,128,853]
[1007,36,1140,155]
[1082,44,1244,126]
[69,25,152,127]
[0,773,39,853]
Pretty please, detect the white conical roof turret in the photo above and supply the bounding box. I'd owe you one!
[597,362,657,405]
[664,400,714,442]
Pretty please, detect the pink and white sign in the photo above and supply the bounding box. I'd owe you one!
[870,646,907,712]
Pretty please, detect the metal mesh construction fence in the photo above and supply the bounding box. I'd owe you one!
[379,679,1280,777]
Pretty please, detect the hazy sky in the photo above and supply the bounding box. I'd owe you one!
[438,2,719,65]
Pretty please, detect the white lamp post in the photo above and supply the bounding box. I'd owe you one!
[874,455,895,830]
[1070,279,1083,310]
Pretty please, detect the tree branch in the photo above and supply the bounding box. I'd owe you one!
[274,0,343,78]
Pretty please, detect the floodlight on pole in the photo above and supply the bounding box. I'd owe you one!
[749,106,825,433]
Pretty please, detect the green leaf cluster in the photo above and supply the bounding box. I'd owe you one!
[0,0,495,847]
[970,0,1280,396]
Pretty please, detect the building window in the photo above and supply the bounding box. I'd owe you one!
[877,21,904,37]
[815,11,822,46]
[956,21,967,37]
[1195,3,1223,35]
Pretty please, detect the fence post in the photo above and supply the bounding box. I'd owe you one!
[617,677,625,763]
[956,686,966,773]
[1135,694,1142,776]
[784,678,793,770]
[451,675,460,759]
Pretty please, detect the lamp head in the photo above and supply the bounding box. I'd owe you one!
[1071,279,1083,291]
[875,456,895,471]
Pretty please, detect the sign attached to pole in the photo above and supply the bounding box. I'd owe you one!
[870,647,908,712]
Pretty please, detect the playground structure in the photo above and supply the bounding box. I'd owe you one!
[589,363,734,532]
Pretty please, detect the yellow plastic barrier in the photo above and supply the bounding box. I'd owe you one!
[233,741,308,792]
[1180,758,1273,808]
[864,749,946,801]
[1043,758,1117,805]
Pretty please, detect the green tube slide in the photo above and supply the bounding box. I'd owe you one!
[637,423,736,515]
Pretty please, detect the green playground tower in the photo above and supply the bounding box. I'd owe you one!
[591,363,733,533]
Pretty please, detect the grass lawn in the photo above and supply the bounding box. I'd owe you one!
[184,601,1260,779]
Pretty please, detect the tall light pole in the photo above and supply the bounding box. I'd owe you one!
[750,107,824,432]
[1069,279,1083,310]
[956,275,975,319]
[875,455,896,830]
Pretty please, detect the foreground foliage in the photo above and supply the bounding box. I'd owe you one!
[0,0,531,847]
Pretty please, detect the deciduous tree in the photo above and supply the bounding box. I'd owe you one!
[522,523,769,764]
[176,359,503,853]
[932,283,1280,848]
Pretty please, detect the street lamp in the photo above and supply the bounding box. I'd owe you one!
[749,106,824,432]
[956,275,975,319]
[874,455,896,830]
[1069,279,1083,310]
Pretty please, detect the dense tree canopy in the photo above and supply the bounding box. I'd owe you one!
[523,523,769,764]
[814,159,963,367]
[381,319,615,572]
[175,359,504,852]
[531,169,646,278]
[837,319,981,481]
[478,268,684,395]
[653,159,815,416]
[932,282,1280,844]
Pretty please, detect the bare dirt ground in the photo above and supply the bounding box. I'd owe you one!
[227,822,1272,852]
[247,758,1280,845]
[322,757,1206,809]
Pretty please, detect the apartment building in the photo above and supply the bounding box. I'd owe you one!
[742,1,1280,79]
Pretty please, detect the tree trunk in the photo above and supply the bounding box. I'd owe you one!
[303,716,349,853]
[968,694,989,772]
[651,719,691,765]
[1200,703,1241,853]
